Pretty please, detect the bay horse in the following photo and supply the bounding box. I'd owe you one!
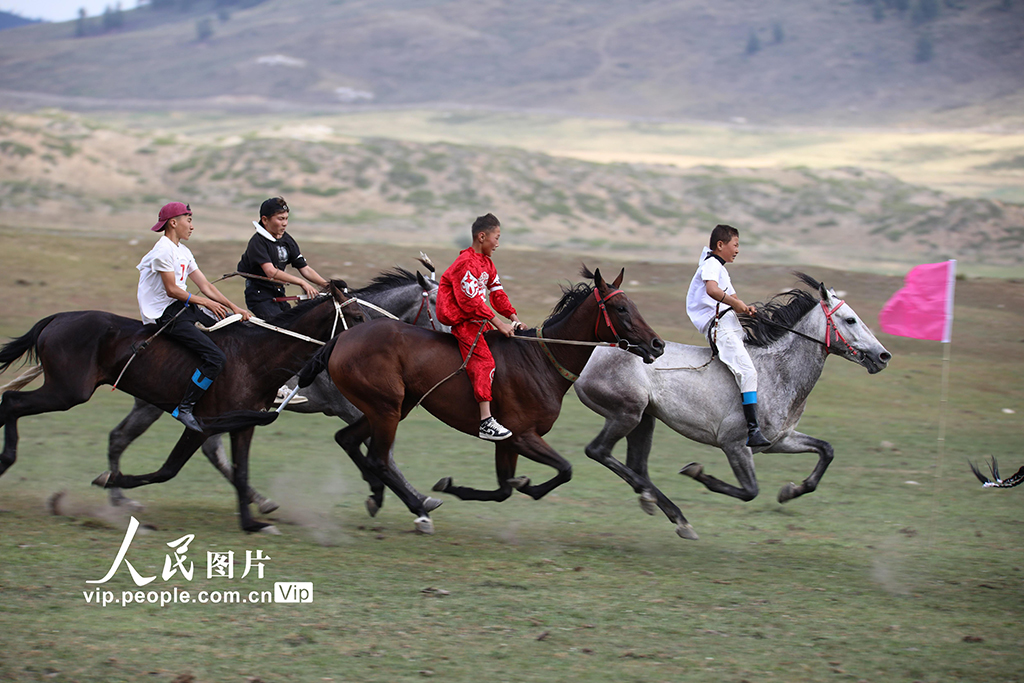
[0,281,364,532]
[573,273,891,539]
[102,267,441,512]
[300,266,665,534]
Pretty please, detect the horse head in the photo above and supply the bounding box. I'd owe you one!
[808,275,891,375]
[585,265,665,364]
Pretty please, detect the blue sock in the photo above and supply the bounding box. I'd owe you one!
[742,391,757,405]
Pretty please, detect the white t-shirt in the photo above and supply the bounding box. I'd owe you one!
[686,248,735,335]
[137,235,197,324]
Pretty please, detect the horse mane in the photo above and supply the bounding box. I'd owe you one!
[543,282,595,329]
[738,272,822,347]
[264,279,347,326]
[350,268,424,296]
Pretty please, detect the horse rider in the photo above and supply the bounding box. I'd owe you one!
[237,196,329,403]
[685,224,771,451]
[137,202,251,432]
[436,213,524,441]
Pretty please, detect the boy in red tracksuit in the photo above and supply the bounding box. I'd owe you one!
[437,213,524,441]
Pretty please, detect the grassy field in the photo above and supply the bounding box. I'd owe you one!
[0,233,1022,682]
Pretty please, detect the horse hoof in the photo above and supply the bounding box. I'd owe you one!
[679,462,703,479]
[639,490,658,516]
[414,516,435,535]
[365,496,380,518]
[508,476,530,490]
[423,497,443,513]
[257,499,280,515]
[778,483,799,504]
[259,525,281,535]
[92,471,112,488]
[432,477,452,492]
[675,523,699,541]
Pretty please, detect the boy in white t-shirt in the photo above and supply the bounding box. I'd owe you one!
[137,202,250,432]
[686,224,771,451]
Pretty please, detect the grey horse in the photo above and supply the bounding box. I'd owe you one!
[106,266,442,512]
[574,273,891,539]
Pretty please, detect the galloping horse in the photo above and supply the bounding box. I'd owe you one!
[102,267,441,512]
[302,267,665,533]
[574,273,891,538]
[0,281,364,532]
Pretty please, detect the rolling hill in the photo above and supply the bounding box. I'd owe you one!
[0,0,1022,127]
[2,111,1021,270]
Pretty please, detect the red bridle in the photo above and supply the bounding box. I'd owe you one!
[594,288,625,341]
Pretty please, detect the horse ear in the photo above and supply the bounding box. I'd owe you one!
[416,271,430,291]
[818,282,829,301]
[611,268,624,289]
[593,267,605,290]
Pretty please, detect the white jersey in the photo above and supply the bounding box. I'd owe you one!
[137,235,197,324]
[686,247,735,335]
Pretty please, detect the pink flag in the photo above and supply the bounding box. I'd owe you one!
[879,260,956,342]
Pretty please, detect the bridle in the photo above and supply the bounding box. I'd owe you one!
[411,288,438,330]
[753,298,861,360]
[593,288,641,353]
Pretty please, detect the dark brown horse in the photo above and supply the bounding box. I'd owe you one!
[299,267,665,533]
[0,281,364,532]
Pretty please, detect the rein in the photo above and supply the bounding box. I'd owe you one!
[657,298,859,372]
[195,297,360,345]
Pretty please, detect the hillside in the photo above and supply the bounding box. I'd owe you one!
[2,111,1021,270]
[0,0,1022,127]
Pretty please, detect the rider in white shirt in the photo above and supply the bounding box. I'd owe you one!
[686,224,771,451]
[137,202,250,432]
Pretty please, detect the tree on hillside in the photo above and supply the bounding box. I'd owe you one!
[772,22,785,44]
[102,3,124,32]
[196,16,213,41]
[745,30,760,55]
[912,0,940,24]
[75,7,88,37]
[914,32,934,62]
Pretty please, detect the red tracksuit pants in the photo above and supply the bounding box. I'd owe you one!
[451,321,495,403]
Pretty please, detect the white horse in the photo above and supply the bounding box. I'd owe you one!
[574,273,891,539]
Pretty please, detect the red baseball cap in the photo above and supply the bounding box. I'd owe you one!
[151,202,192,232]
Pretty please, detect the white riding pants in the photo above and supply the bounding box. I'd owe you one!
[713,313,758,395]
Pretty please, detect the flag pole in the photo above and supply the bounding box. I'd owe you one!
[926,260,956,549]
[927,341,951,549]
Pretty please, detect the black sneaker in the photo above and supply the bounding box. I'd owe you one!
[479,416,512,441]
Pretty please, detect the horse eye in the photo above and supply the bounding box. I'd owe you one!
[845,317,856,325]
[617,305,628,313]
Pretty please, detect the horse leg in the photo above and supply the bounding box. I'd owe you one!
[504,432,573,500]
[336,419,387,517]
[200,434,279,514]
[228,428,275,533]
[0,381,94,477]
[93,429,207,490]
[432,442,517,502]
[680,441,760,502]
[106,398,164,509]
[360,414,442,533]
[584,412,697,539]
[767,432,834,503]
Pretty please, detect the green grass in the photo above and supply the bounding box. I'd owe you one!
[0,232,1022,682]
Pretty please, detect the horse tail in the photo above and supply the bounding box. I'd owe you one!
[198,410,279,434]
[297,335,338,389]
[0,314,59,374]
